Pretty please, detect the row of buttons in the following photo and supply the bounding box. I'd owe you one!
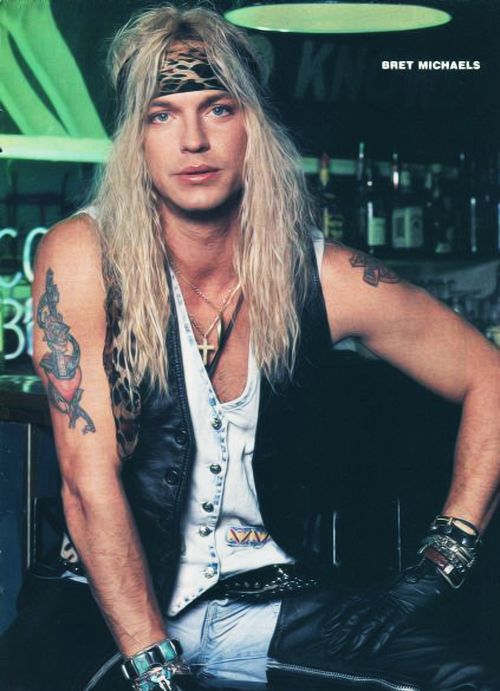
[202,416,223,578]
[199,417,223,580]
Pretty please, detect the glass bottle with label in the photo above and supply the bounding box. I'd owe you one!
[357,156,388,256]
[316,153,346,243]
[391,163,425,256]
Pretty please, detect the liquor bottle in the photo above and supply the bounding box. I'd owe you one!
[391,163,425,256]
[316,153,346,243]
[391,152,400,193]
[354,142,368,251]
[424,166,455,257]
[456,153,490,258]
[356,151,388,255]
[386,152,400,257]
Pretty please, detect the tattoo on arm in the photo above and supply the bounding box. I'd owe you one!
[37,268,96,434]
[349,252,401,287]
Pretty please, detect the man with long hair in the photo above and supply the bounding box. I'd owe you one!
[1,4,499,690]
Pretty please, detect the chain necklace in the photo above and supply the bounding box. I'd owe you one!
[187,282,240,365]
[170,260,241,365]
[172,262,239,313]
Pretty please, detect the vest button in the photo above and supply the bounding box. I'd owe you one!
[164,468,180,485]
[174,429,188,445]
[199,525,212,537]
[211,417,222,430]
[209,464,222,475]
[204,566,217,579]
[202,502,214,513]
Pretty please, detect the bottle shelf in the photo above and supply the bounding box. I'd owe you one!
[302,156,459,179]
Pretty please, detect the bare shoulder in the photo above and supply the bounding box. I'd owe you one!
[36,211,101,269]
[32,213,107,360]
[320,240,498,404]
[322,241,401,290]
[33,213,105,299]
[320,241,420,342]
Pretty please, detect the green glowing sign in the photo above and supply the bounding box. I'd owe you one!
[0,135,110,163]
[0,0,107,160]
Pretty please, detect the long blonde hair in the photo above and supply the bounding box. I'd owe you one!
[91,2,317,393]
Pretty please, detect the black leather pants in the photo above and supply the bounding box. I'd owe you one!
[0,574,498,691]
[267,587,500,691]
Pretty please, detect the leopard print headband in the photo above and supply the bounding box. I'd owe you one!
[155,45,227,96]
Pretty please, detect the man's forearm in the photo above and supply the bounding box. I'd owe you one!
[442,377,500,533]
[63,477,167,657]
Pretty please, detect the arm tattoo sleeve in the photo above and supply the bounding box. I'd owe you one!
[37,268,96,434]
[349,251,401,287]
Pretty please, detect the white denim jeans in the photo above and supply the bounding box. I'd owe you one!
[166,597,282,683]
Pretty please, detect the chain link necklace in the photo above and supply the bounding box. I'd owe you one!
[170,261,241,365]
[175,266,239,313]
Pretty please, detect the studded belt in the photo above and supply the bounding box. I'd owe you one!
[200,563,325,601]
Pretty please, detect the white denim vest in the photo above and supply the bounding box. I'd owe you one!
[167,231,325,616]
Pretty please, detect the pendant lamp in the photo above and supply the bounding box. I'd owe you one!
[224,1,452,34]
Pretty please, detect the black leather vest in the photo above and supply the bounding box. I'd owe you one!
[121,248,335,610]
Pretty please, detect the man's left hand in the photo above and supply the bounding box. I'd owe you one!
[324,559,451,659]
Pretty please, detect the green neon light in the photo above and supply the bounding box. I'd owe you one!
[0,135,111,163]
[224,3,452,33]
[0,0,106,138]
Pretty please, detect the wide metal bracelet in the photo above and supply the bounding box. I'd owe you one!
[428,542,473,575]
[430,515,481,548]
[122,638,182,681]
[420,534,477,569]
[420,535,477,589]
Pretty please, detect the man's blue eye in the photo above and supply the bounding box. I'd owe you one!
[148,112,169,123]
[212,105,231,116]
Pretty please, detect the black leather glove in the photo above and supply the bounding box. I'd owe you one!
[324,558,452,659]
